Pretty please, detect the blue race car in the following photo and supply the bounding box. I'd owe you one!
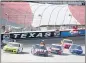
[69,44,83,55]
[31,44,48,56]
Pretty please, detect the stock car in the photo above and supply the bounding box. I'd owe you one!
[48,44,63,55]
[69,44,83,55]
[61,39,73,49]
[31,44,48,56]
[3,42,23,54]
[1,38,16,48]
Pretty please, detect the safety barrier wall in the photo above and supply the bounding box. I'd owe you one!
[1,29,85,41]
[60,29,85,37]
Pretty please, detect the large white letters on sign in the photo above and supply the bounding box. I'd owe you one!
[44,32,51,37]
[14,34,20,38]
[21,34,27,38]
[29,33,35,37]
[36,33,42,37]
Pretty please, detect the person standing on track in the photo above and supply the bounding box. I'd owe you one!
[40,40,45,46]
[70,25,79,35]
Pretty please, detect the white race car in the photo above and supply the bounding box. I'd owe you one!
[31,44,48,56]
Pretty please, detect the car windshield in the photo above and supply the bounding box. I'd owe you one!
[71,45,82,50]
[77,46,82,50]
[7,43,20,47]
[35,45,46,50]
[52,45,62,50]
[63,40,72,43]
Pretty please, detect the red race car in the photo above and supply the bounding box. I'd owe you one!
[61,39,73,49]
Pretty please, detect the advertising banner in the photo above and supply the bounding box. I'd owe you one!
[1,31,60,40]
[1,30,85,41]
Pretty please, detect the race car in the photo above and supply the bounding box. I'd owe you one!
[61,39,73,49]
[49,44,63,55]
[3,42,23,54]
[1,38,16,48]
[31,44,48,56]
[69,44,83,55]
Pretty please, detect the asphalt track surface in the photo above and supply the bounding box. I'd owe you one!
[1,36,85,63]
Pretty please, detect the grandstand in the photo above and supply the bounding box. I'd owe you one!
[1,0,85,5]
[0,1,85,32]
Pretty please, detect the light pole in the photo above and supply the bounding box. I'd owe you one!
[69,14,72,24]
[48,5,59,30]
[39,5,52,31]
[31,13,34,31]
[24,15,26,28]
[62,9,68,25]
[5,13,10,32]
[38,14,42,30]
[55,6,66,30]
[5,13,9,26]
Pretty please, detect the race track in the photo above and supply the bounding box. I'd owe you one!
[1,36,85,63]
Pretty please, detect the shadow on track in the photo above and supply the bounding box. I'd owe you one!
[51,53,70,56]
[79,54,85,56]
[74,54,85,56]
[61,53,70,56]
[69,53,85,56]
[18,52,29,54]
[32,54,54,57]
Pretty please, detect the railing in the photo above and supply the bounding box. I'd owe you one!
[39,25,85,31]
[1,24,85,34]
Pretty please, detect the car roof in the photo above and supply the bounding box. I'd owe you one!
[33,44,40,47]
[52,44,61,46]
[34,44,45,47]
[35,44,40,46]
[71,44,81,46]
[8,42,21,44]
[63,39,72,41]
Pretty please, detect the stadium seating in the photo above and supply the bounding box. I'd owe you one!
[0,2,85,28]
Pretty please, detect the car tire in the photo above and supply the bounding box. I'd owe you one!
[58,53,61,55]
[21,48,23,52]
[22,48,23,51]
[44,54,48,57]
[71,52,75,54]
[31,50,35,55]
[31,50,32,54]
[17,49,20,54]
[12,50,17,54]
[77,53,81,55]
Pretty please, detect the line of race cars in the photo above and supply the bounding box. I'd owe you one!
[1,38,83,56]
